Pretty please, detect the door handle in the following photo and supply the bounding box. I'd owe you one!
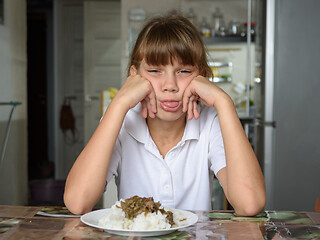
[85,95,100,102]
[254,118,276,128]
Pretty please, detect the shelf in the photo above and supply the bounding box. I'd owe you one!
[208,61,232,83]
[208,61,232,68]
[203,36,255,44]
[209,77,232,83]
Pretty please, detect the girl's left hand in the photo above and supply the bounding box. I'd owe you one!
[182,75,226,120]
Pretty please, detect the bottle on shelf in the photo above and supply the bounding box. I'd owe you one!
[199,17,211,37]
[243,22,255,37]
[211,7,223,37]
[216,20,227,37]
[228,19,241,36]
[240,23,247,38]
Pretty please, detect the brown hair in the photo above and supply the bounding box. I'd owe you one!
[128,15,212,78]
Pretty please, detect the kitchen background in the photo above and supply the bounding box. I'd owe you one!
[0,0,319,211]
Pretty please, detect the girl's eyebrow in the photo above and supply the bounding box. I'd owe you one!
[142,60,195,69]
[142,61,158,68]
[179,65,195,69]
[144,65,160,69]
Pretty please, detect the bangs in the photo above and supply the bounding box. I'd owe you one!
[139,22,201,67]
[129,15,212,78]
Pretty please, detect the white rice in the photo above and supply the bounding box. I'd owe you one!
[98,200,188,230]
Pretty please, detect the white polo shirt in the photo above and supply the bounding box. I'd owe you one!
[106,103,226,211]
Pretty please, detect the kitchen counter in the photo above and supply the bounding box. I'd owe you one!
[0,205,319,239]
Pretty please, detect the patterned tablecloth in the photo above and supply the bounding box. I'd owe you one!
[0,205,319,239]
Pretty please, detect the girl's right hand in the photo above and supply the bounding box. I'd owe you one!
[113,74,157,118]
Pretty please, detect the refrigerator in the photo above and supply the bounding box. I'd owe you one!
[256,0,320,211]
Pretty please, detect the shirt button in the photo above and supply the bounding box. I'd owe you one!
[164,185,170,192]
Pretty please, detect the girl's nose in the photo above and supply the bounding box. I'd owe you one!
[162,73,179,92]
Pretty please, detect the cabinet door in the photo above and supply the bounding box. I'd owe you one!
[84,0,121,208]
[84,0,121,143]
[56,1,84,180]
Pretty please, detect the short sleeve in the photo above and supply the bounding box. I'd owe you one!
[106,137,121,183]
[208,114,226,175]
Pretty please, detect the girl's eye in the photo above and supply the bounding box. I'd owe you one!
[148,69,160,73]
[178,70,192,74]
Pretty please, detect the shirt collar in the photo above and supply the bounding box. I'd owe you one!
[124,103,149,144]
[182,103,202,142]
[183,115,200,141]
[124,103,201,144]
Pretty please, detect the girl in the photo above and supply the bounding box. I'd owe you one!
[64,15,266,216]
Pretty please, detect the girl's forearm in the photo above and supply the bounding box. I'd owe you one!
[215,94,266,216]
[64,100,128,214]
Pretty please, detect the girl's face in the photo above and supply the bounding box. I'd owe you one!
[131,59,200,121]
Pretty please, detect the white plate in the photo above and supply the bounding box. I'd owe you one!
[81,208,198,237]
[36,211,81,218]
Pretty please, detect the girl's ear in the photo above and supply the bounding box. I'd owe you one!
[130,65,137,76]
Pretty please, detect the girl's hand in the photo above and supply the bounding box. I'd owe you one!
[182,75,227,120]
[113,74,157,118]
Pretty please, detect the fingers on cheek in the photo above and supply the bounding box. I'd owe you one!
[186,96,199,120]
[193,101,199,119]
[182,90,191,112]
[149,111,155,118]
[147,101,155,118]
[141,101,148,118]
[188,100,194,120]
[182,100,187,112]
[141,109,147,118]
[150,97,157,113]
[183,96,190,112]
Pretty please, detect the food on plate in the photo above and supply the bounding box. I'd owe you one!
[120,195,174,225]
[98,195,188,230]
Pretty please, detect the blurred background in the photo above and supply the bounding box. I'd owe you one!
[0,0,319,211]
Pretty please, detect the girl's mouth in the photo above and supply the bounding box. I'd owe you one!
[159,100,182,112]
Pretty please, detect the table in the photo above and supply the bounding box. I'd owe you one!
[0,205,319,239]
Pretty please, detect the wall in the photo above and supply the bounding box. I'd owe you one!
[0,0,28,205]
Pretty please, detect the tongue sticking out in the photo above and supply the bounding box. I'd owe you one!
[162,101,179,108]
[160,101,181,112]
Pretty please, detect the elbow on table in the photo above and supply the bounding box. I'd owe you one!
[235,205,263,217]
[235,196,266,217]
[63,192,92,215]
